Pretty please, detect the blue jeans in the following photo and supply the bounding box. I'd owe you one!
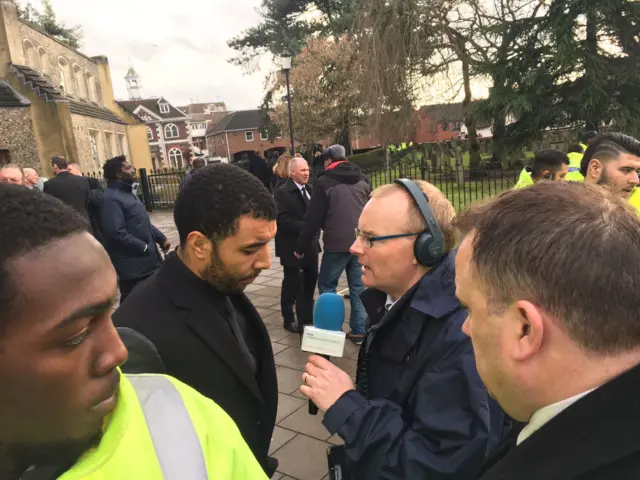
[318,252,367,335]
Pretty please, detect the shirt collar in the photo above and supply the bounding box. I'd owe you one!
[293,180,306,191]
[517,388,596,445]
[385,294,399,312]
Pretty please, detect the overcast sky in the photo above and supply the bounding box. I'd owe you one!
[38,0,270,110]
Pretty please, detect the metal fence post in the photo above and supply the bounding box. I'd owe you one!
[139,168,153,212]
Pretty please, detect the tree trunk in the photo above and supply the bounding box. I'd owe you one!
[334,112,352,155]
[492,111,507,166]
[461,56,481,168]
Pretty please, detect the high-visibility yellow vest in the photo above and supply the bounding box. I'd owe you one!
[566,152,585,182]
[629,188,640,216]
[59,374,267,480]
[513,167,534,189]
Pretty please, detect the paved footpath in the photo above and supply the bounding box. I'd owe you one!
[151,211,358,480]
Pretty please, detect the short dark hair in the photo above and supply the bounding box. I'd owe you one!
[455,182,640,355]
[174,163,276,245]
[51,156,68,170]
[0,184,88,326]
[530,149,569,179]
[582,131,599,144]
[103,156,127,181]
[567,144,583,154]
[191,158,206,169]
[580,132,640,176]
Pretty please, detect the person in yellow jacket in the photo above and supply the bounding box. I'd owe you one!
[629,187,640,216]
[565,144,585,182]
[581,132,640,207]
[513,149,570,189]
[0,184,267,480]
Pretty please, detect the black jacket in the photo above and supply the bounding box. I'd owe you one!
[296,161,370,253]
[113,252,278,476]
[323,251,509,479]
[43,171,91,222]
[275,179,321,266]
[479,363,640,480]
[100,180,166,281]
[87,177,104,245]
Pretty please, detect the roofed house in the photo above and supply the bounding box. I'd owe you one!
[177,102,229,156]
[119,94,191,169]
[205,109,296,164]
[0,0,152,175]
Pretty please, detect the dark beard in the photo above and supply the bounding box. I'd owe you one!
[0,435,99,479]
[201,246,248,294]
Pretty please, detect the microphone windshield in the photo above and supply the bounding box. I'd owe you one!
[313,293,345,332]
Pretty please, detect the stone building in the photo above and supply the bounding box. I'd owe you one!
[0,0,152,175]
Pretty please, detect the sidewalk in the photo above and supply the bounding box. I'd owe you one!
[150,211,359,480]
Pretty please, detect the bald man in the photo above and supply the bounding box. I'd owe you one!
[23,168,40,190]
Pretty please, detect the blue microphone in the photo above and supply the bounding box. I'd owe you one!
[302,293,346,415]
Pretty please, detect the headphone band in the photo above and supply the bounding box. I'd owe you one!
[394,178,445,250]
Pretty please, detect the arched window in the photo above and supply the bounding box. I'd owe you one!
[38,47,49,74]
[146,127,153,141]
[58,57,71,95]
[23,40,38,69]
[168,148,183,167]
[72,64,86,99]
[86,72,98,102]
[164,123,179,139]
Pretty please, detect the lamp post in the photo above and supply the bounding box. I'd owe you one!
[281,56,295,155]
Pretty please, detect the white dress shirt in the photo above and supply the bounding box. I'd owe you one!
[293,181,310,200]
[517,389,595,445]
[385,295,399,312]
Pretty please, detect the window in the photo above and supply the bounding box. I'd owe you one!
[104,132,115,158]
[88,130,101,169]
[86,72,98,103]
[260,131,269,141]
[58,57,71,95]
[164,124,179,139]
[146,126,153,141]
[23,40,38,69]
[216,137,221,145]
[38,47,49,74]
[117,133,128,156]
[159,103,170,114]
[73,64,86,99]
[168,148,183,167]
[245,131,254,142]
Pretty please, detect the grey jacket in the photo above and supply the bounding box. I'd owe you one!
[296,161,370,253]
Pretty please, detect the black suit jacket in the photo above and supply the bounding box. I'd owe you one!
[275,179,320,266]
[43,171,91,221]
[113,253,278,475]
[479,363,640,479]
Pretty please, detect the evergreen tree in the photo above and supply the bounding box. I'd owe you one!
[17,0,82,50]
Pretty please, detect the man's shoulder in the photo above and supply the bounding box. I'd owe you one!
[113,277,169,324]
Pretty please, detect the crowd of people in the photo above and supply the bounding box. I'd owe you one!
[0,130,639,479]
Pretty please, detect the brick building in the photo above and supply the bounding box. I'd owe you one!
[119,93,191,169]
[413,102,493,144]
[0,0,152,175]
[178,102,229,155]
[206,109,297,163]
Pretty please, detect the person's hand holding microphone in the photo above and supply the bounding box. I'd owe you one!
[301,356,355,412]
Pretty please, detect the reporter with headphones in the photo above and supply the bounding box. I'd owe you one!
[300,179,509,479]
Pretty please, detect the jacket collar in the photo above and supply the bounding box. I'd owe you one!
[155,252,264,402]
[107,179,133,193]
[482,362,640,479]
[361,250,460,328]
[286,178,312,193]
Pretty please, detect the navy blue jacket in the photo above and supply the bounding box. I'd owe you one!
[323,251,509,479]
[101,180,166,281]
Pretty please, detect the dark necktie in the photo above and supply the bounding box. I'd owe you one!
[300,186,309,207]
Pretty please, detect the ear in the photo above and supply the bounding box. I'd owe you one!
[541,169,552,180]
[185,231,211,260]
[587,159,602,180]
[511,300,544,361]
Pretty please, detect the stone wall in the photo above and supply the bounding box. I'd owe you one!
[18,22,103,106]
[0,106,40,170]
[71,114,127,173]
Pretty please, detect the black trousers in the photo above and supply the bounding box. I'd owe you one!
[281,257,319,325]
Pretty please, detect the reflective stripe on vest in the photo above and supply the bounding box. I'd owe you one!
[127,375,207,480]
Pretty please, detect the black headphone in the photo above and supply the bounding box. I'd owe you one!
[394,179,445,267]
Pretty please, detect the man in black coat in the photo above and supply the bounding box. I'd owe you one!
[100,156,170,302]
[68,161,105,245]
[43,156,91,226]
[113,163,279,477]
[454,181,640,480]
[301,180,507,479]
[275,156,320,332]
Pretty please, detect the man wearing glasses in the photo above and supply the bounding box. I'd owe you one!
[300,180,507,479]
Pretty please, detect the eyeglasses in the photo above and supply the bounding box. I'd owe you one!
[355,228,420,249]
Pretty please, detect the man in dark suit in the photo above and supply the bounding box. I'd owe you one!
[113,164,279,477]
[454,181,640,480]
[43,156,91,225]
[275,156,320,333]
[68,161,105,245]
